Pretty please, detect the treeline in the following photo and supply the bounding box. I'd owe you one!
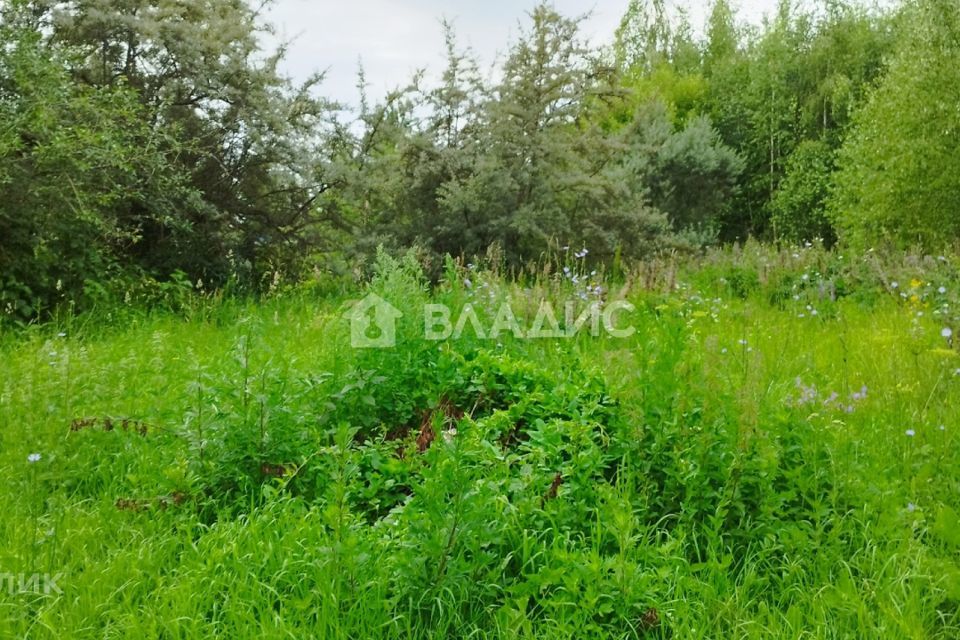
[1,0,958,320]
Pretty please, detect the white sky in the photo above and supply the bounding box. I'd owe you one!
[264,0,783,106]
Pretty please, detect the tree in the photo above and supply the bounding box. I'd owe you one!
[770,140,835,243]
[830,0,960,249]
[0,0,198,319]
[403,24,486,258]
[444,4,669,263]
[40,0,333,285]
[622,100,742,238]
[798,0,894,146]
[615,0,674,72]
[704,0,739,74]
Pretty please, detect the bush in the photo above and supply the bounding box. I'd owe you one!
[771,140,836,244]
[829,0,960,250]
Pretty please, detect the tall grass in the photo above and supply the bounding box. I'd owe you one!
[1,246,959,638]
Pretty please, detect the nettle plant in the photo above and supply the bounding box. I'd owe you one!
[145,252,627,521]
[298,348,624,521]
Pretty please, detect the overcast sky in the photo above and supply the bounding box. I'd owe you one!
[264,0,782,106]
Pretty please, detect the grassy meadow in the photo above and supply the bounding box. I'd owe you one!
[2,247,960,638]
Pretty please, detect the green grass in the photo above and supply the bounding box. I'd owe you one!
[2,249,959,638]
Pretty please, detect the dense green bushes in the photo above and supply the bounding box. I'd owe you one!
[829,0,960,249]
[0,14,197,318]
[0,0,328,321]
[3,0,960,325]
[3,250,960,636]
[771,141,836,244]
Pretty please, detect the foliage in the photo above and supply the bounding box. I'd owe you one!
[830,0,960,249]
[3,249,960,637]
[629,104,744,234]
[771,140,836,244]
[6,0,960,632]
[698,0,894,241]
[1,0,938,318]
[0,4,200,320]
[0,0,332,321]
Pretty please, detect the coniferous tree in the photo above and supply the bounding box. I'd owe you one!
[438,5,669,263]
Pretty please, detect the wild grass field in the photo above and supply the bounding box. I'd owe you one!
[2,246,960,639]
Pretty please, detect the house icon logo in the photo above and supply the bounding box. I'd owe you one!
[346,293,403,348]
